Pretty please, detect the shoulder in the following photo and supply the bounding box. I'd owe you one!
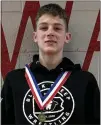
[3,68,26,89]
[72,69,99,88]
[5,68,25,81]
[73,69,97,81]
[80,70,97,82]
[79,70,99,90]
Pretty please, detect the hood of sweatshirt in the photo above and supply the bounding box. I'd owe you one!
[30,55,81,74]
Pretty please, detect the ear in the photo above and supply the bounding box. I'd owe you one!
[65,32,71,43]
[33,32,37,43]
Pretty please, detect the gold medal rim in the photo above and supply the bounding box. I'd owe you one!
[38,113,46,122]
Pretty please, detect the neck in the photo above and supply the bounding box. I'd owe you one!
[39,52,63,70]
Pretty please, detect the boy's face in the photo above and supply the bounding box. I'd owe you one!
[33,14,71,55]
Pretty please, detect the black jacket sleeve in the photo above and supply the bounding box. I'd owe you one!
[1,73,15,125]
[85,72,100,124]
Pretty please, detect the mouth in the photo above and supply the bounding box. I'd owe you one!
[45,40,57,43]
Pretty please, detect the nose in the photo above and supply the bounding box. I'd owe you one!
[47,26,55,37]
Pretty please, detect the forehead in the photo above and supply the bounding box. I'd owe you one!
[37,14,65,26]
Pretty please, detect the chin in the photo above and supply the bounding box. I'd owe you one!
[44,49,57,55]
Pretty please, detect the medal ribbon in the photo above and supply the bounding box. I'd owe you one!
[25,64,71,110]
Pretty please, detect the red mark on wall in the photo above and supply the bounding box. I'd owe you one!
[82,10,100,71]
[65,1,73,23]
[1,1,40,79]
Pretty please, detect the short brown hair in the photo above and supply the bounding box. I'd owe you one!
[35,3,69,31]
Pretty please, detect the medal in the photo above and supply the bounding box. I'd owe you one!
[25,64,71,110]
[38,112,46,122]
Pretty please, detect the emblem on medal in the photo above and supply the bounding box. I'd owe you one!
[38,112,46,122]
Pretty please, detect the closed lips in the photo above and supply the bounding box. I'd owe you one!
[45,40,57,43]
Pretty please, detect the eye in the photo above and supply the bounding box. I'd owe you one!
[54,27,61,31]
[40,27,48,31]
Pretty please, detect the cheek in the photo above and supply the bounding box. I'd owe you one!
[37,34,45,44]
[37,33,45,40]
[59,35,66,41]
[59,36,66,46]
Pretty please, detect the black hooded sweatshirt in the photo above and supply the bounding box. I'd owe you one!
[1,55,100,125]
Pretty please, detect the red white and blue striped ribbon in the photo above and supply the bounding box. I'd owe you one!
[25,64,71,110]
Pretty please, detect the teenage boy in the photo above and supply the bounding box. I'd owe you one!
[1,3,100,125]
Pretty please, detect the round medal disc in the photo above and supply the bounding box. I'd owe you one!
[38,113,46,122]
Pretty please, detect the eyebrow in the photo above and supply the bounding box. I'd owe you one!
[38,22,63,27]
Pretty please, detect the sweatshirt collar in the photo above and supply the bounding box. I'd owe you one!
[30,55,81,72]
